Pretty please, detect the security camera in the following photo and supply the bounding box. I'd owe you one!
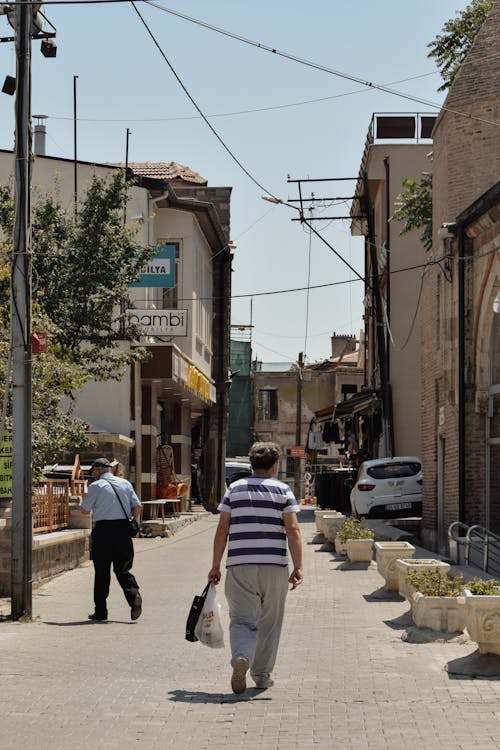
[438,222,457,240]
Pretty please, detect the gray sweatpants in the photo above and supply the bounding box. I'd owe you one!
[224,564,289,681]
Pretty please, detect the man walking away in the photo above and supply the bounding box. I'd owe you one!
[81,458,142,622]
[208,442,303,694]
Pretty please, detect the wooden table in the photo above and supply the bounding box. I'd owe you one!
[140,499,181,522]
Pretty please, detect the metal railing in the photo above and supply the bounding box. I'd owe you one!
[448,521,500,577]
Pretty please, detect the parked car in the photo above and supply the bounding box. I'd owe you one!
[350,456,422,518]
[225,458,252,487]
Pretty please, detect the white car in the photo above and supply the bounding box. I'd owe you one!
[350,456,422,518]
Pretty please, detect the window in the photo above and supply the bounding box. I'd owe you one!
[258,389,278,421]
[161,242,180,309]
[367,462,421,480]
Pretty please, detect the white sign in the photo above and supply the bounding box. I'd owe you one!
[127,309,188,337]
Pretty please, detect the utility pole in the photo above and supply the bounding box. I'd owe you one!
[11,0,32,620]
[294,352,303,499]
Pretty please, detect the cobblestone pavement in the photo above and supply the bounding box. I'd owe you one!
[1,509,500,750]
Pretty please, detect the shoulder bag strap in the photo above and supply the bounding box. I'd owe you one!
[104,479,130,520]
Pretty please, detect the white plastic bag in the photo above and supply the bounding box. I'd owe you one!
[194,583,225,648]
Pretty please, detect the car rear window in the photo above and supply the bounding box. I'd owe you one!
[367,462,421,479]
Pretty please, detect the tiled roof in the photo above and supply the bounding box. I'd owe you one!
[127,161,207,184]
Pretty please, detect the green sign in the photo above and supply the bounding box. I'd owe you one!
[0,429,12,499]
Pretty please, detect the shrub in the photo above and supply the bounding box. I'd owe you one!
[466,577,500,595]
[406,569,464,597]
[337,517,374,543]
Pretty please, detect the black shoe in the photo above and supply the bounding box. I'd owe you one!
[88,613,107,621]
[131,594,142,621]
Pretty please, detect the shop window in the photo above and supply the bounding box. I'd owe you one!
[258,389,278,421]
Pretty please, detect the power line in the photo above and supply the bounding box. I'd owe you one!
[130,1,277,199]
[145,1,500,129]
[46,71,441,124]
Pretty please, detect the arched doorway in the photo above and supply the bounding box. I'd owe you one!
[487,312,500,531]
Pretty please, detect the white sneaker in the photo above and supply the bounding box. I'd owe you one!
[231,656,249,694]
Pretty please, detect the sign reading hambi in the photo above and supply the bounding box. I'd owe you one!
[128,309,188,337]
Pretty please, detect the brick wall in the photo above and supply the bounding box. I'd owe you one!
[421,3,500,549]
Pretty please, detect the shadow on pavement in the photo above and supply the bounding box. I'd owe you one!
[308,533,326,545]
[446,650,500,680]
[43,619,132,626]
[363,586,404,602]
[168,689,272,704]
[383,611,413,630]
[336,560,372,572]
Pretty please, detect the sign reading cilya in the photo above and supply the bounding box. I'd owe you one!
[130,244,176,288]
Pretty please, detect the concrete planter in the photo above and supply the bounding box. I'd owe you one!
[411,591,466,632]
[322,514,346,543]
[464,589,500,655]
[314,510,342,535]
[374,541,416,591]
[396,559,451,602]
[334,535,347,556]
[346,538,373,563]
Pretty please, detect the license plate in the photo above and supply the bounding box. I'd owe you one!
[385,502,411,511]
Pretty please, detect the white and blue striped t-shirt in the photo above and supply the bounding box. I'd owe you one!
[217,476,301,567]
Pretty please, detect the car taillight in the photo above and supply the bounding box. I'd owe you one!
[357,483,376,491]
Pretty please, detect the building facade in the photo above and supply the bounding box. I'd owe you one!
[420,1,500,550]
[0,151,232,508]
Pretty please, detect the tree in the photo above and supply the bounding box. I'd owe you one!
[391,173,433,252]
[0,172,156,473]
[0,173,155,381]
[427,0,493,91]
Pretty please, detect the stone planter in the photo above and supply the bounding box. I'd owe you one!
[464,588,500,655]
[411,591,466,632]
[346,538,373,563]
[322,514,346,543]
[314,510,342,535]
[334,535,347,556]
[396,559,451,602]
[374,541,416,591]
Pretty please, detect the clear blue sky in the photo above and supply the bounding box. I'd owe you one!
[0,0,463,363]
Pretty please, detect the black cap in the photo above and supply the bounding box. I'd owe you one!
[90,457,112,470]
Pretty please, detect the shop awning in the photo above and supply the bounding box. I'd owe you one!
[333,390,380,420]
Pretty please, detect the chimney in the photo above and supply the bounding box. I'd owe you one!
[33,114,47,156]
[331,332,356,360]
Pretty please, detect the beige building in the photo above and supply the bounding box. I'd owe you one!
[252,335,364,495]
[350,113,437,459]
[0,148,232,507]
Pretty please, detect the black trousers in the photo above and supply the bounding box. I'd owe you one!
[91,520,140,617]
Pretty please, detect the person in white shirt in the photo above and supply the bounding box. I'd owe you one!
[81,458,142,622]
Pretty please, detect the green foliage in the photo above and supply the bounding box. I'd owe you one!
[391,173,433,252]
[427,0,493,91]
[406,569,464,597]
[466,577,500,595]
[0,172,156,473]
[337,517,374,543]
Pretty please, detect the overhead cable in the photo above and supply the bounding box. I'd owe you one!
[145,1,500,129]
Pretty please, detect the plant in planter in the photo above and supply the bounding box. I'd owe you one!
[406,570,466,632]
[336,518,374,562]
[374,541,416,591]
[396,558,451,601]
[464,577,500,655]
